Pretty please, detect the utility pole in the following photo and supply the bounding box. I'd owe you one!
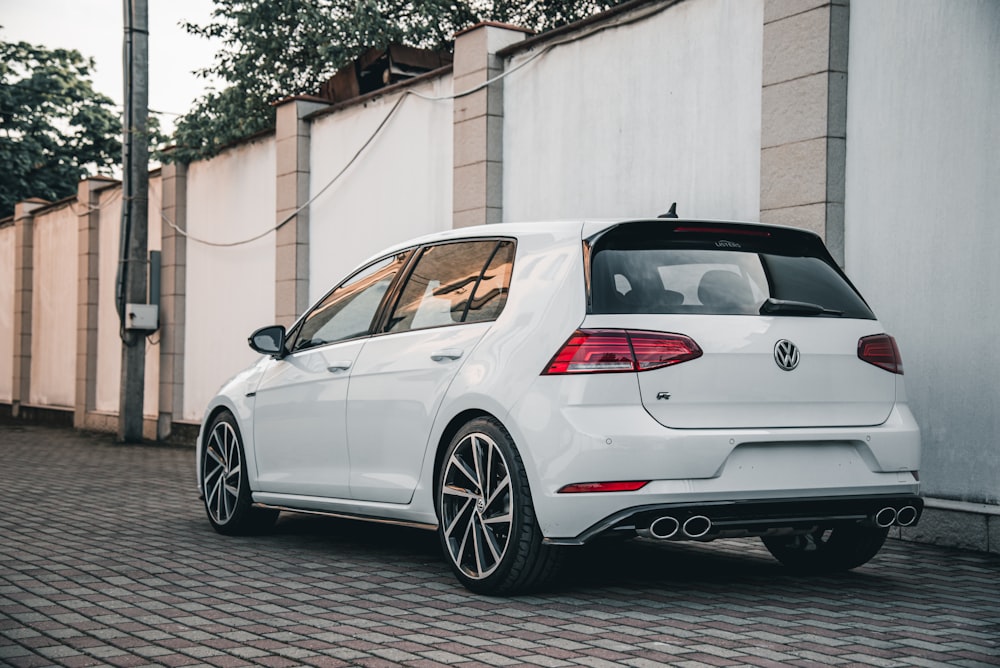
[118,0,149,442]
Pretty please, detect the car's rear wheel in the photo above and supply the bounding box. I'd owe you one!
[437,417,561,594]
[762,524,889,573]
[202,411,278,535]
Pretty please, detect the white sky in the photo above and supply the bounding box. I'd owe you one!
[1,0,222,133]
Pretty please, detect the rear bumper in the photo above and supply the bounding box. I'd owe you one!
[508,373,922,539]
[544,493,924,545]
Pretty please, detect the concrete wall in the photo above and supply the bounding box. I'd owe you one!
[183,137,276,421]
[845,0,1000,506]
[308,77,454,301]
[29,204,78,408]
[502,0,763,222]
[0,223,13,402]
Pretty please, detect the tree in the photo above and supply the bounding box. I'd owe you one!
[172,0,626,162]
[0,37,122,218]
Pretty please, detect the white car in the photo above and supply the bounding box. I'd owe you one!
[197,218,922,594]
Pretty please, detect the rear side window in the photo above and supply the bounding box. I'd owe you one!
[590,222,874,319]
[385,239,515,333]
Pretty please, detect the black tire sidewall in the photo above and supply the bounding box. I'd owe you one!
[762,524,889,573]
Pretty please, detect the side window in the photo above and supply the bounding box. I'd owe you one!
[386,240,507,333]
[292,253,408,352]
[465,241,514,323]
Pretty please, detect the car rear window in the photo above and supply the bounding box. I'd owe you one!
[589,222,874,319]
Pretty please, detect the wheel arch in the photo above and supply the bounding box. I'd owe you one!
[432,409,500,502]
[197,399,250,494]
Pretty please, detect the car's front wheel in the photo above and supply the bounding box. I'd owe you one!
[201,411,278,535]
[762,524,889,573]
[437,417,562,594]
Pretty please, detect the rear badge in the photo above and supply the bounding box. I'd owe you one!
[774,340,800,371]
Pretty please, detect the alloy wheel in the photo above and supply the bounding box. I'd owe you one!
[440,432,513,580]
[203,420,242,525]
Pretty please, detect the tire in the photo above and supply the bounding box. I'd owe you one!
[436,417,562,595]
[762,524,890,573]
[201,411,278,535]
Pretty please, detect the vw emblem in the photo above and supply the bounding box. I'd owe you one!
[774,340,800,371]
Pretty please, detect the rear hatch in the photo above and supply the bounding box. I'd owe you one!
[584,221,898,429]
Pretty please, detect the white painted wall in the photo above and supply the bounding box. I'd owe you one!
[309,76,454,302]
[845,1,1000,504]
[95,180,161,417]
[184,138,276,421]
[29,204,77,407]
[0,223,14,402]
[503,0,763,222]
[96,188,122,413]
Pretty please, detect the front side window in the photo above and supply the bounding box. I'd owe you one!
[386,240,514,333]
[292,253,408,352]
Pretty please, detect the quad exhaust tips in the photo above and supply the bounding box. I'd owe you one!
[641,504,919,541]
[646,515,713,540]
[873,505,919,528]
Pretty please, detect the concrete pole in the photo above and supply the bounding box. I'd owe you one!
[119,0,149,442]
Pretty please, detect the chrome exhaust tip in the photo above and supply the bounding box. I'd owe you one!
[896,505,918,527]
[874,507,897,528]
[648,516,680,540]
[682,515,712,539]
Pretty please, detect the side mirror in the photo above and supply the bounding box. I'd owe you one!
[248,325,286,358]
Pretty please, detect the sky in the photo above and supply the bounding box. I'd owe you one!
[1,0,222,133]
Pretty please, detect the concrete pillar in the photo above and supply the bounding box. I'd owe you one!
[75,178,116,429]
[452,23,530,228]
[157,160,187,440]
[11,198,47,417]
[760,0,849,264]
[274,96,328,326]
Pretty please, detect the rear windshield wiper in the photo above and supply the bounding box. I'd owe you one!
[759,298,843,317]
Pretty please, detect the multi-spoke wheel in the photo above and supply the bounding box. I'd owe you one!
[201,411,277,535]
[437,417,562,594]
[762,524,889,573]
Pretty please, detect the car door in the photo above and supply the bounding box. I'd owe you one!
[252,252,410,498]
[346,239,515,504]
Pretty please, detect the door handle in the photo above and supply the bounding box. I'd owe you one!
[327,361,353,372]
[430,348,463,362]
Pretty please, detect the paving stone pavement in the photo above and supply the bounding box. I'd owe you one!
[1,423,998,668]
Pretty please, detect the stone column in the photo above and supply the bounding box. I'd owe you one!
[75,178,116,429]
[158,160,187,439]
[452,23,530,228]
[274,96,328,326]
[760,0,849,264]
[11,198,47,417]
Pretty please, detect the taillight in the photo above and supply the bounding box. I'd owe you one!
[542,329,702,375]
[858,334,903,374]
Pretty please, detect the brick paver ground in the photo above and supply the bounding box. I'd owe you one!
[1,424,998,667]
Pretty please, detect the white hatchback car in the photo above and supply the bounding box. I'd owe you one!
[197,218,922,594]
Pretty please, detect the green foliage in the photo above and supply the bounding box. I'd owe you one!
[171,0,626,163]
[0,37,122,218]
